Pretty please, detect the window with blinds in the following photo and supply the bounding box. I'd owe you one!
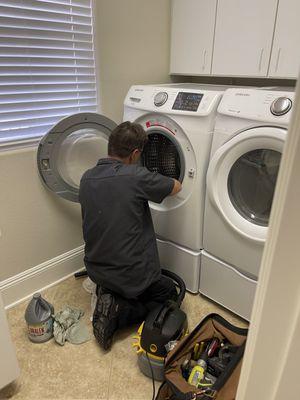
[0,0,98,144]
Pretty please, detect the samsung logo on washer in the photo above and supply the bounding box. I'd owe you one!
[235,93,251,96]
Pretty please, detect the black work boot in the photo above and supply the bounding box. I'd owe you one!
[92,293,119,350]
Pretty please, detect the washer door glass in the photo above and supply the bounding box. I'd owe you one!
[56,128,108,188]
[38,113,117,202]
[228,149,281,226]
[142,130,184,181]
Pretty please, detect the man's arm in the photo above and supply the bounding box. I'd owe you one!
[169,179,182,196]
[136,167,179,203]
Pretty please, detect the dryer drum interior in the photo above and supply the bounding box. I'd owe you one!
[142,131,183,181]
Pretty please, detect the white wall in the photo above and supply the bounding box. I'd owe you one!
[0,0,171,306]
[0,146,83,305]
[236,77,300,399]
[0,147,83,282]
[94,0,171,122]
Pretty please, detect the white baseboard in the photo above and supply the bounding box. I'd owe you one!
[0,246,85,309]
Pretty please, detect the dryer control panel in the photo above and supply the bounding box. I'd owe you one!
[270,97,292,116]
[217,88,295,125]
[124,85,224,117]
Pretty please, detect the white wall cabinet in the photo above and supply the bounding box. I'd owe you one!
[170,0,300,79]
[268,0,300,79]
[170,0,217,75]
[212,0,278,77]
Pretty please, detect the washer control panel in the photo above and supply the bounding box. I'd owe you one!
[124,85,224,116]
[270,97,292,116]
[172,92,204,112]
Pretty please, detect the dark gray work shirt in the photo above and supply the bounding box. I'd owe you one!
[79,158,174,299]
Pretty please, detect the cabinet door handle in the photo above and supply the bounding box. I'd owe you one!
[202,49,207,71]
[258,48,264,72]
[275,48,282,72]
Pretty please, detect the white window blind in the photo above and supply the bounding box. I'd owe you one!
[0,0,97,144]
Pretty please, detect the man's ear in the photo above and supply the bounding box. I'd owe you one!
[129,149,140,164]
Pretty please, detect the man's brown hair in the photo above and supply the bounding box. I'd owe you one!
[108,121,148,158]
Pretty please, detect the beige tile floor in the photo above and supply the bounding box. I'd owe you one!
[0,276,247,400]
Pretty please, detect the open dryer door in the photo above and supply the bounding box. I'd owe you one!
[37,113,117,202]
[207,126,286,242]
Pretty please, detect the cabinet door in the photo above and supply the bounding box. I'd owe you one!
[212,0,278,77]
[269,0,300,78]
[170,0,217,75]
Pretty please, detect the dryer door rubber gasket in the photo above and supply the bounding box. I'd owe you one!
[37,112,117,203]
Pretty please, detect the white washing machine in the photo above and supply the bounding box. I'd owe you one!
[201,87,294,320]
[124,84,229,292]
[37,84,227,293]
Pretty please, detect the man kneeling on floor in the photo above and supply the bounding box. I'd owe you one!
[79,121,182,350]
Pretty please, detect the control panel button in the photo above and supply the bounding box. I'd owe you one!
[154,92,168,107]
[270,97,292,116]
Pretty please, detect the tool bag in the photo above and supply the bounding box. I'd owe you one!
[156,313,248,400]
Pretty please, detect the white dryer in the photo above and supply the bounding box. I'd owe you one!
[201,87,294,320]
[37,84,226,293]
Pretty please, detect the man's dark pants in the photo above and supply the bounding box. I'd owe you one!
[96,275,178,329]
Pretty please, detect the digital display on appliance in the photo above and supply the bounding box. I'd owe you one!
[172,92,203,111]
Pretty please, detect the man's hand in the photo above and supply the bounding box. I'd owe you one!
[169,179,182,196]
